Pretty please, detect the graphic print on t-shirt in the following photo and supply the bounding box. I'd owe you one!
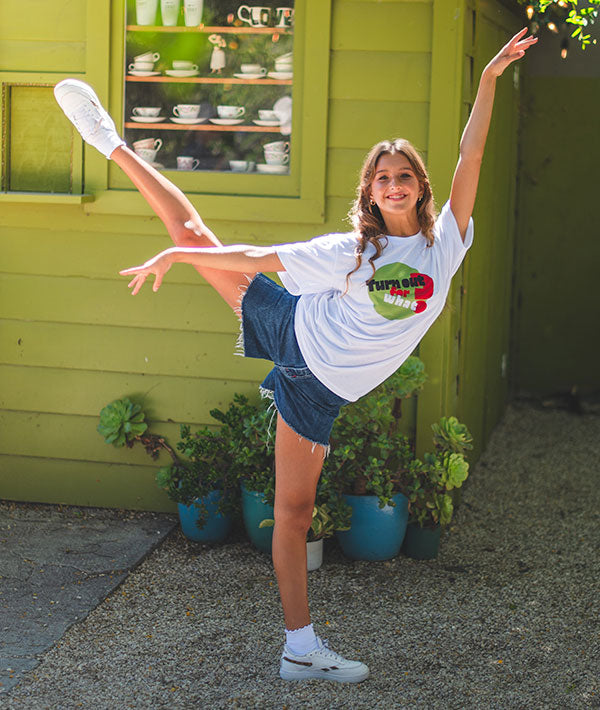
[366,262,434,320]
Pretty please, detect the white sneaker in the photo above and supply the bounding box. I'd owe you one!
[53,79,125,159]
[280,637,369,683]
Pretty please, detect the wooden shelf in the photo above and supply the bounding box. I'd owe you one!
[125,76,292,85]
[126,25,292,35]
[124,122,284,132]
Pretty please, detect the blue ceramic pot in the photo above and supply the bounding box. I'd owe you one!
[336,492,409,561]
[177,489,232,543]
[241,483,274,553]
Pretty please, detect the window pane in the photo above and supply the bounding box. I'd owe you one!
[124,0,294,175]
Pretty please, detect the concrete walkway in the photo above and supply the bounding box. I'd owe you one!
[1,401,599,709]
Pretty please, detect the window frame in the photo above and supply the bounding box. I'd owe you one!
[83,0,331,224]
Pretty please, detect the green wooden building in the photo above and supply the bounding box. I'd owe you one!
[1,0,596,512]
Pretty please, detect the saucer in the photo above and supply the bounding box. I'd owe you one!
[233,72,266,80]
[170,117,207,124]
[253,119,281,127]
[268,71,293,80]
[128,70,161,77]
[256,163,289,174]
[130,116,165,123]
[209,118,245,125]
[165,69,199,77]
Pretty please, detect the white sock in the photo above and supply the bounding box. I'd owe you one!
[285,623,319,655]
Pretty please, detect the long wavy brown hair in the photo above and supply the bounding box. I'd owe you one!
[346,139,437,289]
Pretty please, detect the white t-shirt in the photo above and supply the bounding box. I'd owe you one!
[275,201,474,401]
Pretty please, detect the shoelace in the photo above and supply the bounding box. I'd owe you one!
[316,638,344,661]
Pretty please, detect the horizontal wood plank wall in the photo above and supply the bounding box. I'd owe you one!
[0,0,433,510]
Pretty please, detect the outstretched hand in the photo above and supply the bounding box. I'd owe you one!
[485,27,538,78]
[119,250,174,295]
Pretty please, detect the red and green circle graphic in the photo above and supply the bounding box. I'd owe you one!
[367,262,434,321]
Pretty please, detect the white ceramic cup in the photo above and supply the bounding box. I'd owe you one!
[173,104,201,118]
[258,109,278,121]
[274,60,293,72]
[135,51,160,62]
[161,0,180,26]
[183,0,203,26]
[264,140,290,152]
[172,60,198,70]
[217,105,245,119]
[177,156,200,170]
[275,7,294,28]
[237,5,271,27]
[136,0,159,25]
[134,147,159,162]
[132,107,162,117]
[264,150,289,166]
[240,64,267,75]
[133,137,163,151]
[229,160,256,172]
[129,61,155,71]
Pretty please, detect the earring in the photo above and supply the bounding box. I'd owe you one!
[369,197,376,205]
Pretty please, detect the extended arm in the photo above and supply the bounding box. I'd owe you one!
[120,229,284,295]
[450,28,537,239]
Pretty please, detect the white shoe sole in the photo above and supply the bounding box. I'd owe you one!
[280,667,369,683]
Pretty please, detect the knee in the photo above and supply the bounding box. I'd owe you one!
[274,500,314,537]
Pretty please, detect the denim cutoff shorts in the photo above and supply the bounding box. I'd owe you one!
[240,273,349,451]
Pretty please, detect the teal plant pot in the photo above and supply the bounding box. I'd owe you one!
[241,483,274,553]
[402,523,441,560]
[177,490,232,543]
[335,492,409,561]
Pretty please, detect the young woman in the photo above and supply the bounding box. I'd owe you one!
[54,28,536,683]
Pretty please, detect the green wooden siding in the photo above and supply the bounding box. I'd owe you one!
[0,0,520,509]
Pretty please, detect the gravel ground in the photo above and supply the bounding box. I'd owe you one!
[2,402,599,710]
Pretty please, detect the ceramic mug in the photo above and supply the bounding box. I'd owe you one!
[275,7,294,28]
[135,51,160,62]
[217,105,245,119]
[161,0,180,26]
[132,107,161,117]
[264,140,290,152]
[177,156,200,170]
[237,5,271,27]
[183,0,203,26]
[136,0,159,25]
[173,104,201,118]
[133,137,163,151]
[129,61,155,71]
[264,150,289,166]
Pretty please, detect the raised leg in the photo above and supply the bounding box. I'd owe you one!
[111,146,255,310]
[272,414,325,630]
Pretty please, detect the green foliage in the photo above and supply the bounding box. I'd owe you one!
[401,418,473,529]
[518,0,599,51]
[324,357,426,508]
[259,499,351,542]
[210,393,276,506]
[97,398,148,447]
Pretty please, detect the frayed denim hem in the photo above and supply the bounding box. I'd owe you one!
[259,386,331,459]
[233,273,255,357]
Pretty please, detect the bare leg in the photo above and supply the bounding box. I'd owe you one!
[272,414,325,630]
[111,145,255,310]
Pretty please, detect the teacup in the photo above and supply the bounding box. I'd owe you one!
[264,150,289,166]
[229,160,255,172]
[177,156,200,170]
[258,109,278,121]
[240,64,267,76]
[133,137,163,151]
[275,7,294,28]
[173,60,198,71]
[237,5,271,27]
[274,60,293,72]
[132,107,161,117]
[129,61,155,71]
[134,147,159,163]
[135,51,160,62]
[217,105,245,119]
[173,104,201,118]
[264,140,290,153]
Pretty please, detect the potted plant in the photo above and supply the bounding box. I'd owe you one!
[210,393,276,552]
[401,416,473,559]
[325,356,427,561]
[155,424,238,543]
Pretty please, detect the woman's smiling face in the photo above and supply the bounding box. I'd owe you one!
[369,152,423,231]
